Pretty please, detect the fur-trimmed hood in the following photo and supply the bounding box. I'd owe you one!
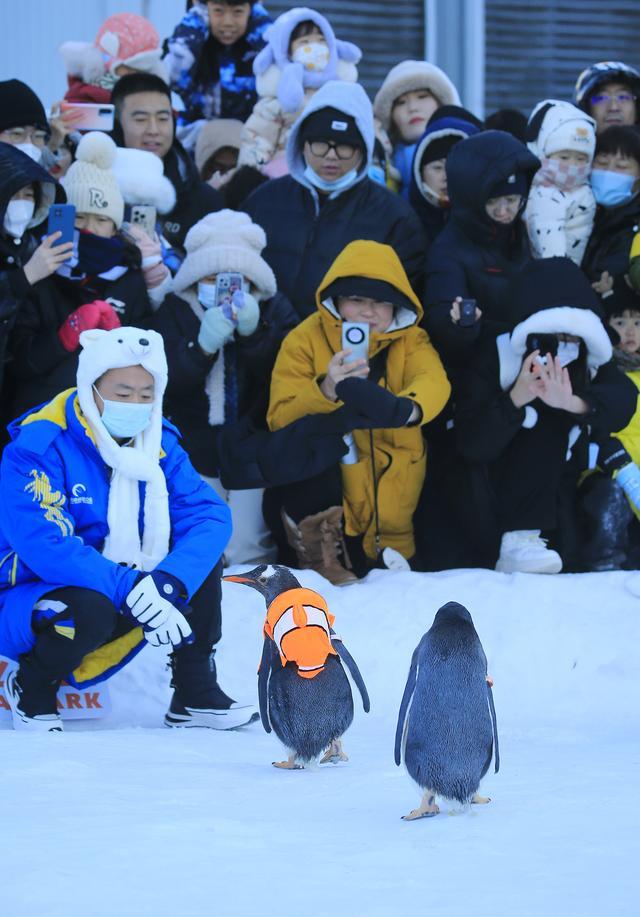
[253,7,361,113]
[373,60,460,133]
[112,147,177,214]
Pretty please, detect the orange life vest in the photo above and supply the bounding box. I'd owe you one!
[264,587,338,679]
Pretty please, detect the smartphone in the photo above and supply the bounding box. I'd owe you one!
[526,333,558,360]
[60,101,115,132]
[341,322,370,364]
[458,298,477,327]
[48,203,76,249]
[130,205,157,237]
[215,272,245,322]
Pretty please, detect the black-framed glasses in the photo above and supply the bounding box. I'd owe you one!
[590,92,636,106]
[308,139,358,160]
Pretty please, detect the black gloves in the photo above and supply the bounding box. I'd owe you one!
[335,377,416,429]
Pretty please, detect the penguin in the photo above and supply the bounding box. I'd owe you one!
[394,601,499,819]
[223,565,370,769]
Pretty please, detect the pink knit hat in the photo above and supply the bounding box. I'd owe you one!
[95,13,162,74]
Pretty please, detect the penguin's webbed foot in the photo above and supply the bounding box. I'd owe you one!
[319,738,349,765]
[402,790,439,820]
[273,753,304,770]
[471,793,491,804]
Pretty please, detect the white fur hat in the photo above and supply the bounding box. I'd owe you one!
[373,60,461,132]
[173,209,277,299]
[112,147,177,214]
[62,132,125,228]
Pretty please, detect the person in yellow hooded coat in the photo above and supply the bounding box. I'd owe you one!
[267,239,450,584]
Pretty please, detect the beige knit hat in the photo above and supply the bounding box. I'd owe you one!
[173,210,277,300]
[195,118,243,174]
[373,60,461,132]
[62,131,125,229]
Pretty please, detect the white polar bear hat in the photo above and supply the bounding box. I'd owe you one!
[76,326,168,457]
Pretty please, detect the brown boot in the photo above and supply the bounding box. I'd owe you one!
[281,507,359,586]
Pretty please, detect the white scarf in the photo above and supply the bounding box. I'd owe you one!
[181,288,226,426]
[76,328,171,573]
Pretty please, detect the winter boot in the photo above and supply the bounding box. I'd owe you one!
[164,647,258,730]
[4,661,63,732]
[495,530,563,574]
[281,507,359,586]
[580,476,632,571]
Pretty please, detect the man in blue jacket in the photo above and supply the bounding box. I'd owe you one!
[0,325,256,731]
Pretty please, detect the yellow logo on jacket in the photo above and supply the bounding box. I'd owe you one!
[24,469,74,537]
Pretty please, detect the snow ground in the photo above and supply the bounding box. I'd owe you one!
[2,567,640,917]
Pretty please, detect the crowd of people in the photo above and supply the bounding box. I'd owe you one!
[1,1,640,731]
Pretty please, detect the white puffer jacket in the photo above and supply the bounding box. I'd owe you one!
[524,99,597,265]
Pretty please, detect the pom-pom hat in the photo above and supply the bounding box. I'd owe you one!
[62,131,125,228]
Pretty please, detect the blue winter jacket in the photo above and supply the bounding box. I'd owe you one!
[0,388,231,679]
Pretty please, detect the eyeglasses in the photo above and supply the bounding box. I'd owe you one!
[308,140,358,160]
[0,125,49,146]
[590,92,636,106]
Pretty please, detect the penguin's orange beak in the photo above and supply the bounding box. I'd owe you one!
[222,575,253,584]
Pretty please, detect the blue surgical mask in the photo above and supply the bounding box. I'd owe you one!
[93,385,153,439]
[197,281,217,309]
[556,341,580,367]
[368,163,386,187]
[303,164,360,196]
[591,169,636,206]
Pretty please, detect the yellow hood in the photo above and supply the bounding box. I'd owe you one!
[315,240,424,330]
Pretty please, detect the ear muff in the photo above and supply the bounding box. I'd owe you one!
[526,102,554,144]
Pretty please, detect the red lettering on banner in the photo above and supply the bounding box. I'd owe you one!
[84,693,102,709]
[56,697,63,710]
[66,693,82,709]
[0,696,9,711]
[0,660,7,687]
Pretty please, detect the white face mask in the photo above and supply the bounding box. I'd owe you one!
[15,142,42,164]
[3,199,35,238]
[292,42,330,72]
[557,341,581,367]
[197,282,217,309]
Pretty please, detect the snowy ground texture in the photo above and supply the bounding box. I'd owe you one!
[3,567,640,917]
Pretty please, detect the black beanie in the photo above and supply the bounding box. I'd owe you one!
[421,135,460,166]
[299,107,364,149]
[509,257,603,325]
[0,80,48,134]
[323,276,415,313]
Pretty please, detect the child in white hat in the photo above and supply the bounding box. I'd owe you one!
[524,100,597,265]
[152,209,298,565]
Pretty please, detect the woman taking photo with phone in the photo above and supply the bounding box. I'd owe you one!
[6,131,162,420]
[151,208,297,566]
[266,239,450,585]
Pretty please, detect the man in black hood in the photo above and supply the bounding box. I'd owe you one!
[111,72,222,255]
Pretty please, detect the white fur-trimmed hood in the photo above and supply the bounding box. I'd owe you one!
[498,305,613,390]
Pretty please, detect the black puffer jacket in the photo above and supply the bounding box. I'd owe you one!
[7,251,153,418]
[582,193,640,311]
[245,176,426,322]
[152,290,298,477]
[424,131,540,370]
[160,140,223,253]
[0,143,57,404]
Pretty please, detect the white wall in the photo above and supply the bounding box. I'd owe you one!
[0,0,185,110]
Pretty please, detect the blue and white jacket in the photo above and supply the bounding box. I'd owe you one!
[0,388,231,681]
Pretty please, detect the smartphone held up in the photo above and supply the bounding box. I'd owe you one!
[341,321,370,364]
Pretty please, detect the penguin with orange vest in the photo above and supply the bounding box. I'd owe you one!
[224,565,370,769]
[395,601,499,819]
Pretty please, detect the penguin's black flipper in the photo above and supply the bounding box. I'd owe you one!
[394,652,419,766]
[258,637,274,734]
[331,636,371,713]
[486,681,500,773]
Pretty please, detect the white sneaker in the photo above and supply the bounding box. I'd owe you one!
[495,530,562,574]
[164,693,259,730]
[4,665,63,732]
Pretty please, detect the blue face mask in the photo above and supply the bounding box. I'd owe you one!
[197,282,217,309]
[591,169,636,206]
[93,385,153,439]
[303,164,360,195]
[368,163,386,187]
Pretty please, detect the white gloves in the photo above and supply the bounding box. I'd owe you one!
[125,574,193,649]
